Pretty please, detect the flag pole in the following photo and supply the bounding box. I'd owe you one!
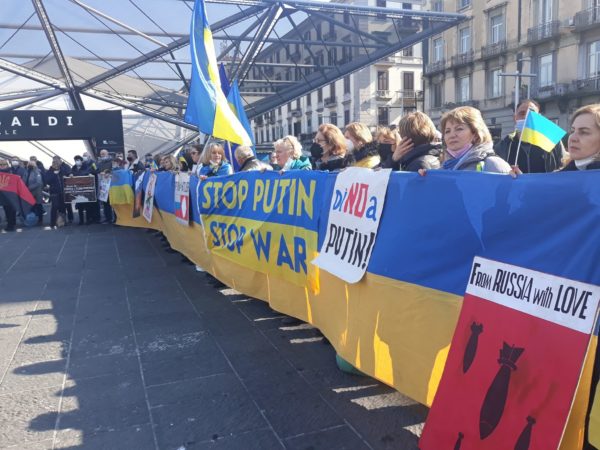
[225,141,235,172]
[513,107,532,169]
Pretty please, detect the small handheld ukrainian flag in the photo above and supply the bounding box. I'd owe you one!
[520,110,566,153]
[184,0,252,146]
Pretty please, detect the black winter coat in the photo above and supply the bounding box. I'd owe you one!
[386,143,442,172]
[494,133,565,173]
[43,163,71,195]
[560,160,600,171]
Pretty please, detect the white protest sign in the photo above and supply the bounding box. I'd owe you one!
[313,167,391,283]
[97,173,111,202]
[142,172,157,223]
[174,172,190,226]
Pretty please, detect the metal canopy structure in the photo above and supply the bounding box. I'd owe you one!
[0,0,465,161]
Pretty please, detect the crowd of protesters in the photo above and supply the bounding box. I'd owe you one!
[2,100,600,234]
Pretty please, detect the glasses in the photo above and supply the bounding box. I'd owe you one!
[314,138,327,144]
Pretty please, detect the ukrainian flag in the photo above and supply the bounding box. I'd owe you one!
[520,109,566,152]
[109,169,135,205]
[184,0,252,146]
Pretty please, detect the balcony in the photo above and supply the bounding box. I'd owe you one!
[526,20,560,45]
[573,6,600,31]
[324,96,337,108]
[481,40,507,60]
[446,99,480,108]
[376,90,393,100]
[532,83,569,99]
[425,59,446,75]
[316,100,324,111]
[290,108,302,118]
[343,92,352,103]
[450,50,474,68]
[570,76,600,94]
[323,31,337,41]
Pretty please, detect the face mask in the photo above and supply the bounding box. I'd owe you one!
[83,155,89,161]
[379,143,392,157]
[101,156,110,161]
[112,164,119,169]
[345,139,354,152]
[75,161,82,167]
[515,119,526,132]
[11,161,19,167]
[447,143,472,159]
[127,156,134,162]
[310,143,323,159]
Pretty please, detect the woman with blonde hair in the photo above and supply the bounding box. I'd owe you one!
[274,135,311,170]
[440,106,510,173]
[561,104,600,171]
[343,122,380,168]
[313,123,349,171]
[159,155,177,172]
[199,142,233,179]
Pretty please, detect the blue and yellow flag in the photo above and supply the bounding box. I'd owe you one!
[183,0,252,146]
[227,80,256,171]
[521,110,566,152]
[219,63,231,98]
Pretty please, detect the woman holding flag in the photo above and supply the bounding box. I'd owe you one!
[562,104,600,171]
[199,142,233,179]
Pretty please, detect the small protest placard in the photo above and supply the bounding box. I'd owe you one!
[97,173,111,202]
[312,167,391,283]
[63,176,96,204]
[132,172,145,218]
[174,172,190,226]
[420,257,600,450]
[142,172,157,223]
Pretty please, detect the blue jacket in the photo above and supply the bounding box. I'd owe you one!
[199,162,232,177]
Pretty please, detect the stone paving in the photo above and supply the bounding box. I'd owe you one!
[0,224,428,449]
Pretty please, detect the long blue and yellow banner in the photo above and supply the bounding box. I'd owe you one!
[112,168,600,450]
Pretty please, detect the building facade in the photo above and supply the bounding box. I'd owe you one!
[250,0,424,149]
[424,0,600,139]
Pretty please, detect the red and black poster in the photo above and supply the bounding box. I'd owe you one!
[420,257,600,450]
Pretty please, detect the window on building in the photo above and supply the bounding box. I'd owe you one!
[402,2,412,27]
[318,88,323,102]
[490,13,505,44]
[343,75,351,94]
[458,76,470,102]
[344,109,350,125]
[489,68,502,97]
[343,12,350,24]
[330,112,338,126]
[316,22,322,40]
[306,93,312,106]
[539,0,553,22]
[432,82,443,107]
[432,0,443,11]
[376,0,386,19]
[433,38,444,62]
[304,31,310,41]
[288,121,293,135]
[328,48,337,65]
[276,51,280,63]
[459,0,471,9]
[330,82,336,99]
[377,70,389,91]
[307,116,312,132]
[318,114,323,125]
[378,107,389,125]
[403,46,413,57]
[588,40,600,78]
[459,27,471,54]
[403,72,415,92]
[294,121,301,136]
[296,99,301,110]
[539,53,553,87]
